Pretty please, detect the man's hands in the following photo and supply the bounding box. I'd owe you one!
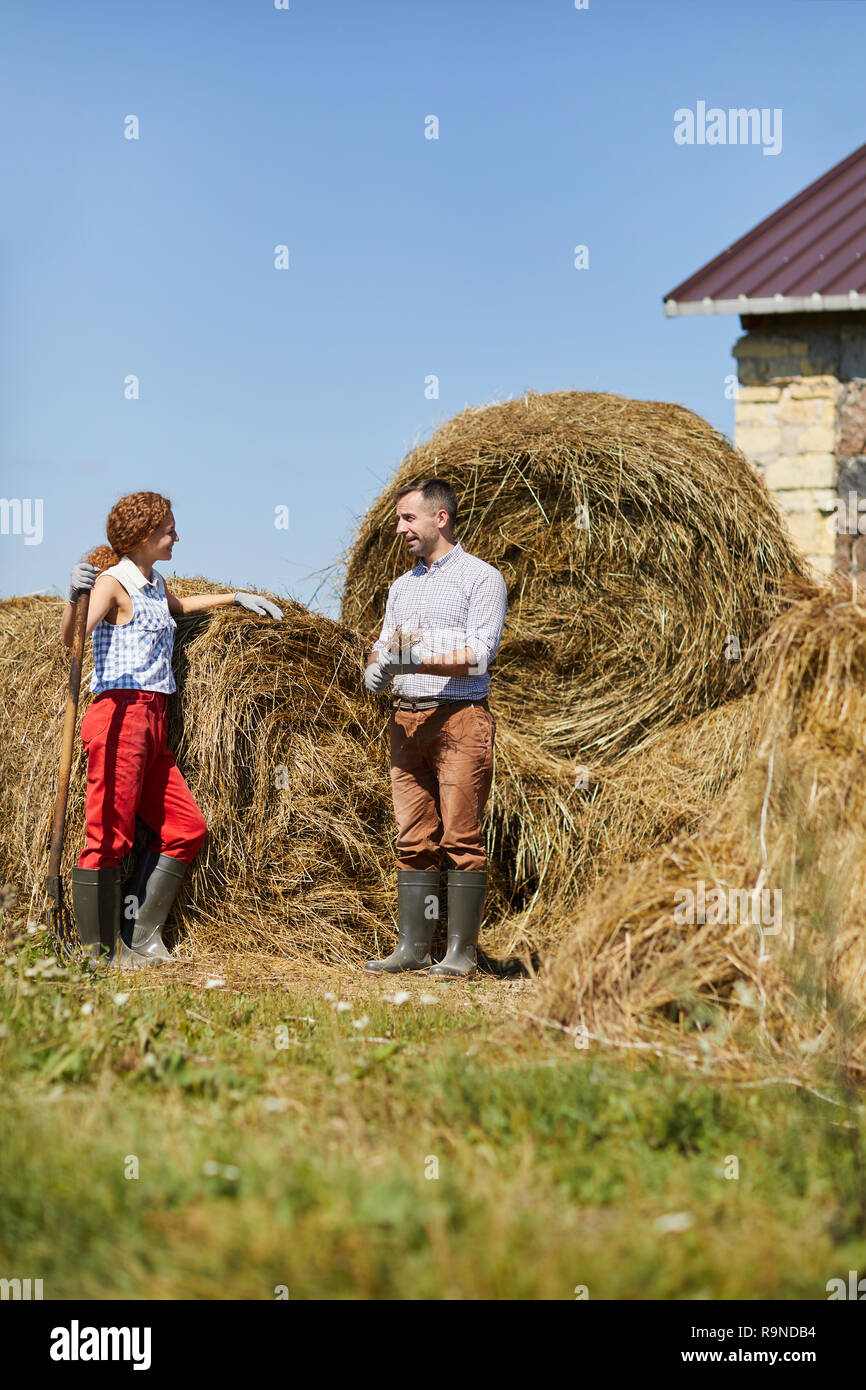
[364,661,392,694]
[363,625,485,695]
[377,635,426,675]
[364,632,425,695]
[364,631,482,695]
[68,561,98,602]
[233,592,283,621]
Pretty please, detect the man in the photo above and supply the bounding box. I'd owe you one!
[362,477,508,979]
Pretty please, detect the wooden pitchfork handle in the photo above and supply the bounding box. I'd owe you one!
[46,590,90,915]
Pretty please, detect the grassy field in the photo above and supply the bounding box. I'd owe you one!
[2,911,865,1301]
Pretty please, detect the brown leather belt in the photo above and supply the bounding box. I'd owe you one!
[391,697,487,712]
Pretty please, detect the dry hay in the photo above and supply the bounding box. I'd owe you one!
[342,389,810,917]
[487,693,761,964]
[538,575,866,1069]
[0,580,398,964]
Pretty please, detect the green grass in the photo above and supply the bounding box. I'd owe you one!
[1,918,865,1300]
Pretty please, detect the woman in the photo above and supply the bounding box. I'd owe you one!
[62,491,281,967]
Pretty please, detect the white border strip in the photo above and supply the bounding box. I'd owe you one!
[664,290,866,316]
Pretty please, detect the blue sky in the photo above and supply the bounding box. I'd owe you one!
[1,0,863,611]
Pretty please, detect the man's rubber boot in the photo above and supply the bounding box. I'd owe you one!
[429,869,487,979]
[71,865,121,962]
[364,868,439,974]
[114,852,187,969]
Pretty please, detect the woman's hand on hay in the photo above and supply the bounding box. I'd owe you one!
[232,592,283,621]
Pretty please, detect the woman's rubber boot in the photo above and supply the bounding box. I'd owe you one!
[119,845,159,948]
[364,868,439,974]
[114,852,187,969]
[429,869,487,979]
[71,865,122,962]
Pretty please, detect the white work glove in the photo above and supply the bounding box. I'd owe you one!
[364,661,393,694]
[68,561,98,601]
[233,592,283,620]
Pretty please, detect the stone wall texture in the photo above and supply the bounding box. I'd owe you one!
[732,314,866,577]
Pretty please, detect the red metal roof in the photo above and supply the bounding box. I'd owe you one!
[664,141,866,315]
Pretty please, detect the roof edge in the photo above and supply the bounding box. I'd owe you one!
[664,290,866,317]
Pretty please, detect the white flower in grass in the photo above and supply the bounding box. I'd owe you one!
[202,1160,221,1177]
[389,991,411,1006]
[113,992,130,1006]
[80,1001,94,1016]
[335,1001,352,1014]
[418,994,439,1005]
[352,1015,370,1031]
[204,977,226,990]
[655,1211,694,1235]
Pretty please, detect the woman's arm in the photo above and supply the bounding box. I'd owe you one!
[165,589,282,620]
[61,575,123,648]
[165,591,236,617]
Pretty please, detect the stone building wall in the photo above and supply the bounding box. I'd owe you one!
[732,312,866,577]
[834,381,866,572]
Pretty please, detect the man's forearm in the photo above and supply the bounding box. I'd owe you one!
[413,646,479,677]
[370,644,484,677]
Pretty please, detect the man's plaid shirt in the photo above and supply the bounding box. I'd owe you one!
[372,542,508,700]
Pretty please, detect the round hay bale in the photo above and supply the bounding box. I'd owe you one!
[538,575,866,1066]
[343,390,810,767]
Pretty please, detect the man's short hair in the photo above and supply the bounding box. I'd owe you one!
[395,477,458,528]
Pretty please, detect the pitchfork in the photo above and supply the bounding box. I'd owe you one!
[46,589,89,958]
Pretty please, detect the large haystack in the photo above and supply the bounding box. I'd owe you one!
[342,389,812,908]
[0,581,398,964]
[0,572,752,970]
[539,576,866,1066]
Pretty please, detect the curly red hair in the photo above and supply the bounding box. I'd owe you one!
[87,492,172,572]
